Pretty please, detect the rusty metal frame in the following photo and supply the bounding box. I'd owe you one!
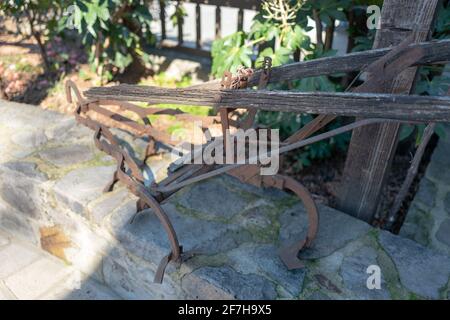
[65,36,426,283]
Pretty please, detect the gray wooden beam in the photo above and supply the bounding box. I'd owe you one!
[247,39,450,86]
[336,0,440,223]
[84,85,450,122]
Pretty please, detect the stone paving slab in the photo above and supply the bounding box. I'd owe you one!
[0,100,450,300]
[38,277,120,300]
[0,242,41,279]
[379,232,450,299]
[54,166,116,215]
[3,257,73,299]
[0,232,9,247]
[0,230,119,300]
[39,145,94,167]
[0,281,16,300]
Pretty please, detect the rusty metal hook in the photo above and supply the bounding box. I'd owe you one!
[261,175,319,270]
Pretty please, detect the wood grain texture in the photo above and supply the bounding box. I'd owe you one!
[247,39,450,87]
[84,85,450,122]
[337,0,440,223]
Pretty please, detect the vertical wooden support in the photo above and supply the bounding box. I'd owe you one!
[196,3,202,49]
[237,8,244,31]
[159,0,167,41]
[177,1,184,45]
[337,0,439,223]
[215,5,221,39]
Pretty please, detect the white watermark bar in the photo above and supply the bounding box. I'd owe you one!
[170,121,280,176]
[367,5,381,30]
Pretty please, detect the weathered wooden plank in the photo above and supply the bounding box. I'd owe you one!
[196,3,202,49]
[215,5,221,39]
[237,8,244,31]
[159,0,167,41]
[177,1,184,45]
[84,85,450,122]
[337,0,440,223]
[247,39,450,86]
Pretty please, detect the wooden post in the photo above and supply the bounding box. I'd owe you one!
[337,0,440,223]
[215,5,221,39]
[237,8,244,31]
[159,0,167,41]
[196,3,202,49]
[177,1,184,45]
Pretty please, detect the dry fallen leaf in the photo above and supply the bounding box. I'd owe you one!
[40,225,71,263]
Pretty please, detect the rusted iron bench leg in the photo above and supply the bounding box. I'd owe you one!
[134,186,182,283]
[112,154,184,284]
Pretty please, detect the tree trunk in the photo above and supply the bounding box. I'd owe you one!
[345,7,355,54]
[324,19,335,51]
[25,11,50,73]
[0,79,6,100]
[313,9,323,46]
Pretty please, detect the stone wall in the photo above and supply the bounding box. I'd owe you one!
[401,125,450,257]
[1,100,450,300]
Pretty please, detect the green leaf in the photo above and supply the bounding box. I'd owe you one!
[330,9,346,21]
[266,26,279,41]
[96,2,110,21]
[415,124,426,146]
[434,124,447,139]
[399,125,415,141]
[73,4,84,31]
[239,49,252,68]
[319,12,332,26]
[84,4,98,28]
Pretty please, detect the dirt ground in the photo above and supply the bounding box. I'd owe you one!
[0,26,89,111]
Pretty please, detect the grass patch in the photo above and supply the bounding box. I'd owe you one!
[48,79,65,97]
[157,104,213,116]
[139,72,192,88]
[168,122,186,134]
[139,72,215,117]
[0,54,42,74]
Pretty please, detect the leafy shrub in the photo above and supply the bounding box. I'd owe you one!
[212,0,313,76]
[65,0,155,82]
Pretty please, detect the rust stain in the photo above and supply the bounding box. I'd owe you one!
[39,225,71,263]
[314,274,343,294]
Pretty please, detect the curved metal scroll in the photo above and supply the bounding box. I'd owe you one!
[262,175,319,269]
[66,81,183,283]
